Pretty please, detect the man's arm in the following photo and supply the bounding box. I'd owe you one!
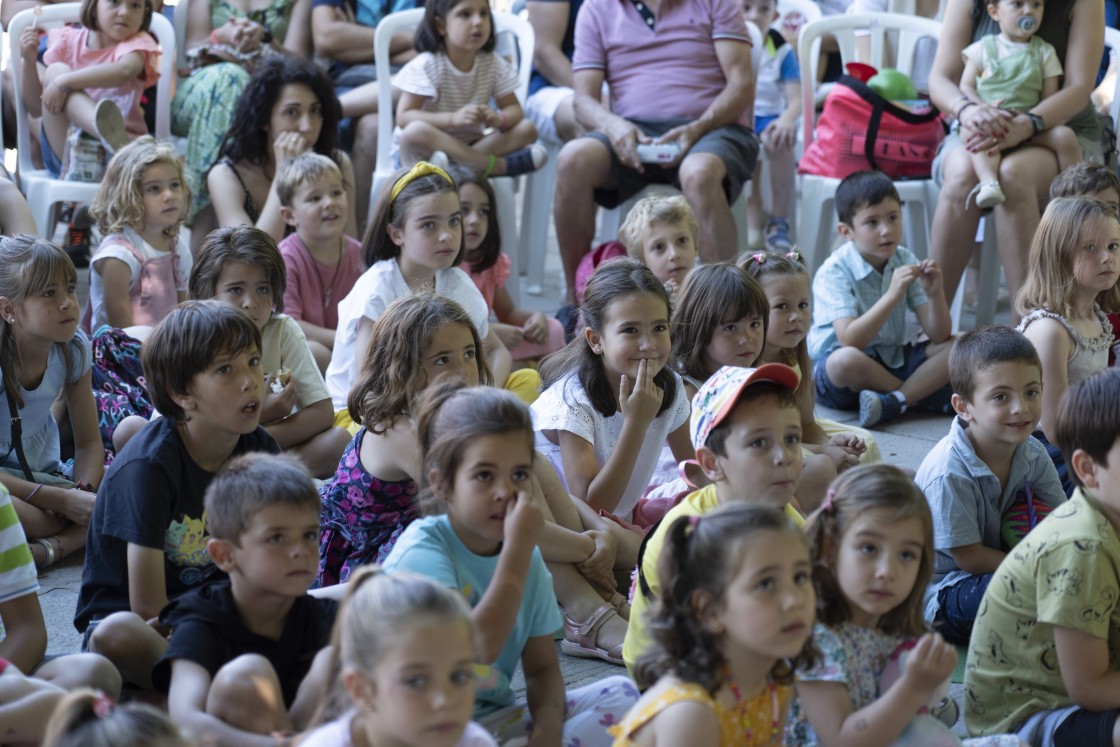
[311,5,374,63]
[571,67,645,170]
[527,1,574,88]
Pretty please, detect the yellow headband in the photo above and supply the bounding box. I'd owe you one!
[390,161,454,201]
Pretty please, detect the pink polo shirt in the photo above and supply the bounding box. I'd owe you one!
[572,0,751,123]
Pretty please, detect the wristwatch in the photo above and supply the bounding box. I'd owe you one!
[1027,112,1045,134]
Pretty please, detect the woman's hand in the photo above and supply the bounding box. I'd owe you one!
[214,17,265,52]
[272,130,311,165]
[959,101,1016,153]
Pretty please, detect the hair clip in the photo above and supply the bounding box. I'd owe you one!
[689,515,701,528]
[820,489,836,515]
[786,250,801,262]
[389,161,453,201]
[92,692,115,719]
[753,252,766,264]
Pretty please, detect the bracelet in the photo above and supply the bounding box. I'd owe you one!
[498,109,509,132]
[75,481,94,493]
[23,483,44,506]
[955,101,977,121]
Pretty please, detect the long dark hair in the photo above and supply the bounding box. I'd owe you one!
[540,257,677,417]
[448,165,501,272]
[215,56,341,168]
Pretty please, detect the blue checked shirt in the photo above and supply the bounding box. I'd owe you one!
[808,241,928,368]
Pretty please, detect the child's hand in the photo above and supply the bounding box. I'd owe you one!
[452,104,490,129]
[887,264,919,302]
[761,115,797,151]
[261,376,298,423]
[59,487,96,526]
[272,131,311,166]
[829,432,866,456]
[146,616,172,639]
[504,488,544,549]
[577,529,617,589]
[916,259,944,293]
[900,633,957,696]
[822,444,861,471]
[20,27,39,61]
[41,80,70,116]
[619,358,664,425]
[522,312,549,345]
[495,323,525,350]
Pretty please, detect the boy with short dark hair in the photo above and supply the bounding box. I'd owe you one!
[154,453,337,746]
[622,363,805,680]
[808,170,954,428]
[75,300,280,688]
[915,326,1065,646]
[965,367,1120,745]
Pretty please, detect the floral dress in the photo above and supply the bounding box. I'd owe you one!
[315,428,418,587]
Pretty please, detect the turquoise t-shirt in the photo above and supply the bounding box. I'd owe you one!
[382,515,562,715]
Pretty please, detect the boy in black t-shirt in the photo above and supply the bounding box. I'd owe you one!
[76,301,280,688]
[154,453,337,744]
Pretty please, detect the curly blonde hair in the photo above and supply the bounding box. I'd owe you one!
[90,138,190,239]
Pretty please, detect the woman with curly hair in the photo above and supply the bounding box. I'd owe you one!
[204,55,357,244]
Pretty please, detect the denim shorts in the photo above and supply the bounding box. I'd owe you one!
[813,341,933,410]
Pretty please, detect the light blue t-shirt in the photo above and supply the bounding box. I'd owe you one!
[808,241,927,368]
[382,515,562,716]
[0,328,90,475]
[915,417,1065,624]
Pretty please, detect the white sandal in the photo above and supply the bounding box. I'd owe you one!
[966,180,1006,210]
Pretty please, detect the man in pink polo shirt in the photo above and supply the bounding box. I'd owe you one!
[552,0,757,301]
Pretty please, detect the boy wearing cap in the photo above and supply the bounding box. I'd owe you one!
[622,364,804,681]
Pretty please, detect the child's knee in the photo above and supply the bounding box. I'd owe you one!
[207,654,289,734]
[39,653,123,697]
[825,346,868,380]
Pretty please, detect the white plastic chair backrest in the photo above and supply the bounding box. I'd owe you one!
[777,0,822,46]
[745,19,763,74]
[798,12,942,147]
[8,2,177,179]
[373,8,535,178]
[1106,26,1120,144]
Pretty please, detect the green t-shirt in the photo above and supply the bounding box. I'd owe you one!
[622,485,803,680]
[965,487,1120,735]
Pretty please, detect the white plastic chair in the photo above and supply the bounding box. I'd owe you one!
[796,12,943,274]
[8,4,176,237]
[372,7,536,299]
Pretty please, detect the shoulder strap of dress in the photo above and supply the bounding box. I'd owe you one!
[616,683,718,735]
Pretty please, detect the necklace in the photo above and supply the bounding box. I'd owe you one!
[306,238,345,308]
[728,677,780,744]
[405,274,437,294]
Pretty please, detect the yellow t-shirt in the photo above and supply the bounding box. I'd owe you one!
[622,484,804,679]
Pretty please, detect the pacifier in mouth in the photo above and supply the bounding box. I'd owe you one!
[1018,15,1038,32]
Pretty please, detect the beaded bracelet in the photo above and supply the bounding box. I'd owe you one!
[955,101,977,121]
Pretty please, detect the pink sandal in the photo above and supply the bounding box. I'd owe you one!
[560,604,624,665]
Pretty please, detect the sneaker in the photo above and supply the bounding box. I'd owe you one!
[93,99,130,154]
[966,179,1005,210]
[931,696,960,728]
[503,144,548,177]
[859,390,903,428]
[427,150,452,173]
[764,218,794,252]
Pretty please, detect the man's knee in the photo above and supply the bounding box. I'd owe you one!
[678,153,728,202]
[555,138,611,189]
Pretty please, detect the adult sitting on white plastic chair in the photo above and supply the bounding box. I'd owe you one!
[552,0,757,302]
[523,0,587,144]
[927,0,1103,325]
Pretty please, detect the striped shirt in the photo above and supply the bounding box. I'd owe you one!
[0,485,39,640]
